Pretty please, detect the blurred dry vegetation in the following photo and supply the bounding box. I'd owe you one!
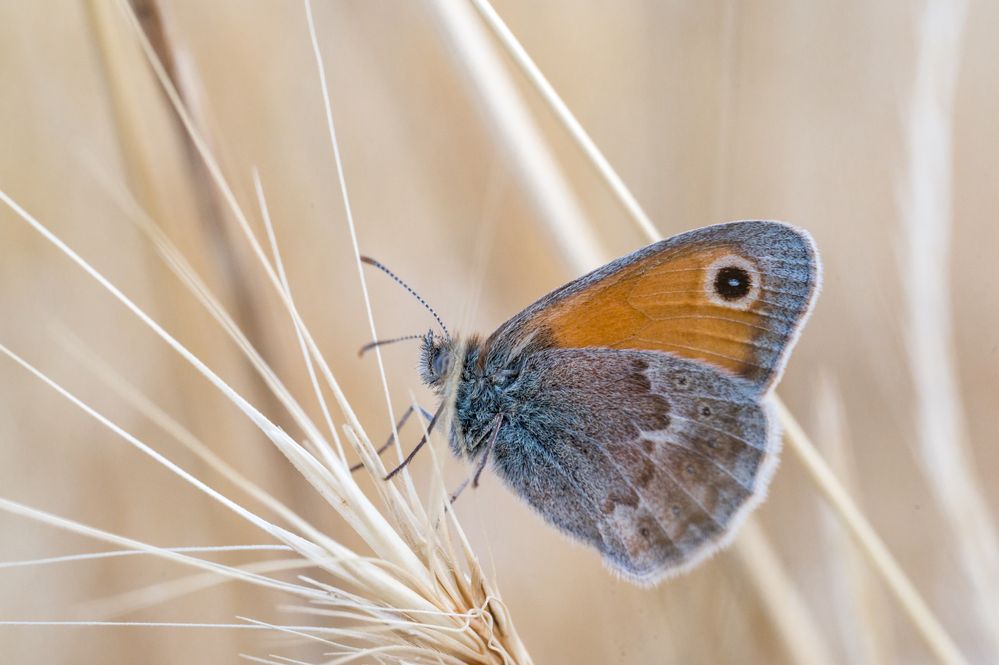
[1,1,998,663]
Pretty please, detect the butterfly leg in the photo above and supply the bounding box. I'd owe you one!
[384,403,445,481]
[350,404,434,473]
[449,415,503,504]
[448,477,471,505]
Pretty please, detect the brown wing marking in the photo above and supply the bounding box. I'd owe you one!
[540,248,764,377]
[505,223,819,390]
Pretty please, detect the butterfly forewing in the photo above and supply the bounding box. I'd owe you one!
[486,221,819,391]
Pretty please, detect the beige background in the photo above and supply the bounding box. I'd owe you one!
[0,1,997,663]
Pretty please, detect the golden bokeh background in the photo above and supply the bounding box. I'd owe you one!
[0,1,996,663]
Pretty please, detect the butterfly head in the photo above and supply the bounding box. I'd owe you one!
[419,331,456,392]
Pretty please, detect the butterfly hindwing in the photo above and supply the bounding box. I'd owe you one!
[485,221,820,392]
[489,348,774,583]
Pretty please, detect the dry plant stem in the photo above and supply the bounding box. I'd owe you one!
[85,0,163,212]
[113,0,438,575]
[2,1,522,659]
[0,489,311,601]
[115,0,406,566]
[60,332,369,589]
[0,544,291,570]
[113,0,441,588]
[735,525,836,665]
[709,0,739,223]
[89,0,286,461]
[82,558,314,620]
[0,177,522,657]
[92,170,419,595]
[109,0,356,450]
[451,1,829,663]
[467,0,659,244]
[903,0,999,656]
[776,401,966,665]
[815,377,893,665]
[107,0,532,656]
[253,171,345,470]
[0,183,437,615]
[0,621,318,632]
[4,286,486,651]
[302,0,426,517]
[299,13,530,658]
[426,0,603,275]
[467,2,968,663]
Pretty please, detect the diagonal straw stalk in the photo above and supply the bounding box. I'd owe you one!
[462,1,967,663]
[0,0,535,660]
[428,1,831,664]
[424,0,603,275]
[814,376,893,665]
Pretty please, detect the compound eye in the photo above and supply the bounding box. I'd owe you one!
[432,349,449,378]
[704,255,760,310]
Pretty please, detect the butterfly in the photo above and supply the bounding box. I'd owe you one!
[364,220,820,584]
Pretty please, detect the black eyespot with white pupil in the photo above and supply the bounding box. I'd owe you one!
[714,266,752,301]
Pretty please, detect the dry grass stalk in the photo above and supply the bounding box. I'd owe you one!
[426,0,604,275]
[0,0,535,661]
[0,1,993,663]
[0,181,529,663]
[732,524,837,665]
[446,1,835,662]
[465,0,969,663]
[814,376,893,665]
[414,12,830,658]
[901,0,999,658]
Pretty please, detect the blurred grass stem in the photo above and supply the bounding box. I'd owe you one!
[901,0,999,658]
[467,1,967,663]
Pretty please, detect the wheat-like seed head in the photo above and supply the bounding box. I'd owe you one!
[0,1,534,662]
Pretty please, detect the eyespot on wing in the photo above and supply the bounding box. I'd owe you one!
[488,221,820,392]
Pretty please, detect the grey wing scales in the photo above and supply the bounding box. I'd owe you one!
[490,347,776,584]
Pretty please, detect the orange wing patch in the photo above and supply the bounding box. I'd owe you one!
[539,247,770,381]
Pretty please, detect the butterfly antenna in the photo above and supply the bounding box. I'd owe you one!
[358,334,424,358]
[361,256,449,337]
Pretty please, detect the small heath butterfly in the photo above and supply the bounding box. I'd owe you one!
[364,220,820,584]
